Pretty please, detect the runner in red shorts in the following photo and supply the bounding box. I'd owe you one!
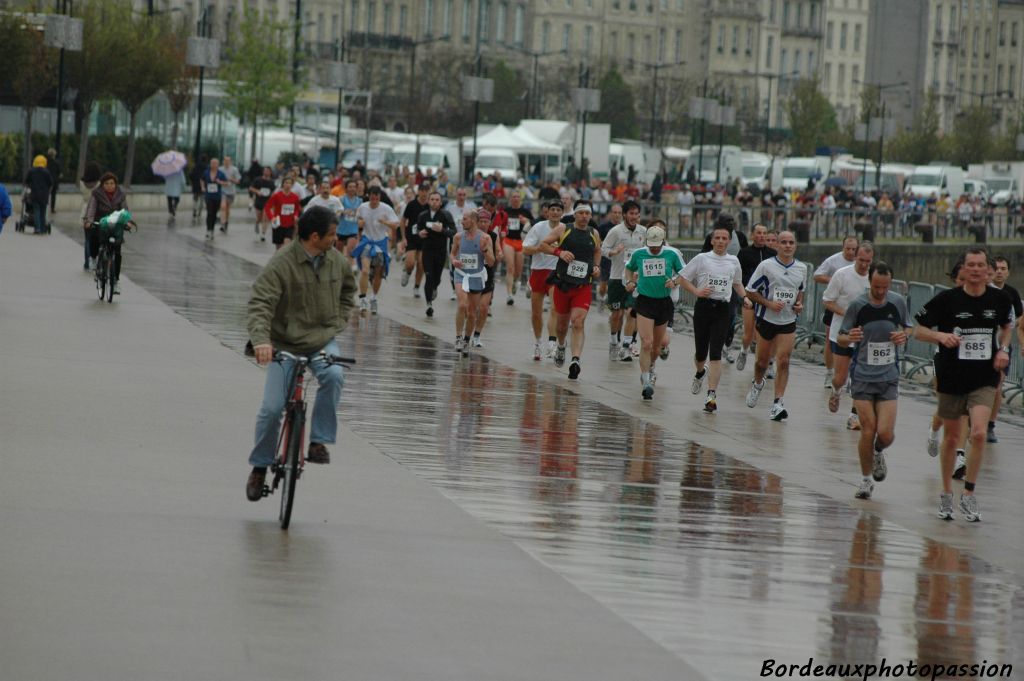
[523,200,564,360]
[540,201,602,380]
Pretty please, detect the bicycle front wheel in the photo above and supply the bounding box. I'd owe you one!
[279,403,305,530]
[95,251,107,300]
[106,255,116,303]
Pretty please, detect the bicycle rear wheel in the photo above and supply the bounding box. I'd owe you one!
[279,403,305,530]
[95,251,107,300]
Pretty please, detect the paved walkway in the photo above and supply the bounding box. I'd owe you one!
[2,212,1022,680]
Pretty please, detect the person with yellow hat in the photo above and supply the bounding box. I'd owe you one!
[23,155,54,234]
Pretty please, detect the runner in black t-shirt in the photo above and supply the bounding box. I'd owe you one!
[248,166,276,242]
[595,203,622,305]
[913,248,1014,522]
[399,182,432,297]
[987,255,1024,443]
[502,192,535,306]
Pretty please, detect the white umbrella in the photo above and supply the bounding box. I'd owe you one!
[151,150,187,178]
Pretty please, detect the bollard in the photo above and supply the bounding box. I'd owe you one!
[968,221,987,244]
[790,220,811,244]
[914,223,935,244]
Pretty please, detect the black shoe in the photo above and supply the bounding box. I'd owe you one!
[307,442,330,464]
[426,305,433,317]
[568,359,581,380]
[246,468,266,501]
[987,424,998,443]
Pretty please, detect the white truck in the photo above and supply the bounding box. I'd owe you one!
[609,140,659,185]
[392,144,453,174]
[473,148,521,186]
[684,145,742,185]
[905,165,965,199]
[968,161,1024,205]
[780,156,831,192]
[740,151,775,191]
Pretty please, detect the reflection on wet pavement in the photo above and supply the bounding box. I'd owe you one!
[96,222,1023,679]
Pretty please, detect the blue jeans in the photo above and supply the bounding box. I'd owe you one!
[32,202,47,233]
[248,340,345,467]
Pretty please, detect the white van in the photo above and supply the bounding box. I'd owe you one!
[905,165,965,199]
[684,145,742,184]
[392,144,451,174]
[474,148,520,186]
[740,151,772,191]
[781,157,830,192]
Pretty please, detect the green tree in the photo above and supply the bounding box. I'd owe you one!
[0,17,58,175]
[593,69,639,139]
[220,8,300,161]
[67,0,122,183]
[784,78,838,155]
[108,6,179,187]
[885,90,941,165]
[480,60,528,125]
[164,35,196,151]
[946,105,996,166]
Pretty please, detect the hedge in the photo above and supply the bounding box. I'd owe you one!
[0,132,220,185]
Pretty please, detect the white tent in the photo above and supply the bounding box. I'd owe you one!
[463,124,561,156]
[516,120,575,149]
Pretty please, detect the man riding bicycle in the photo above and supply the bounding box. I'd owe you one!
[245,206,357,501]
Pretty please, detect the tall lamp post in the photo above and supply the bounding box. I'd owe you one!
[188,4,220,168]
[324,44,360,168]
[853,79,908,190]
[629,58,685,147]
[516,47,567,118]
[407,35,450,136]
[571,70,601,174]
[745,70,799,153]
[44,8,83,165]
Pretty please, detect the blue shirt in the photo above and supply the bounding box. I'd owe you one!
[202,169,226,198]
[0,183,12,232]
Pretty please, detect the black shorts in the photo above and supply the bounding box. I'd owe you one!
[404,231,422,251]
[272,227,295,245]
[755,319,797,341]
[822,309,834,326]
[600,257,612,282]
[634,294,674,327]
[482,265,495,294]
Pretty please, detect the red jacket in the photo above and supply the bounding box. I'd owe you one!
[263,190,302,228]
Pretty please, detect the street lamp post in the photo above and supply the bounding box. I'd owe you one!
[407,35,450,136]
[45,4,82,164]
[853,79,908,190]
[325,42,360,167]
[291,0,302,134]
[745,70,799,153]
[571,70,601,175]
[518,47,568,118]
[188,4,220,168]
[629,59,685,147]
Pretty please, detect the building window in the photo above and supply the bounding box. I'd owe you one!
[766,35,774,67]
[745,27,752,55]
[627,32,635,60]
[316,12,324,42]
[331,13,338,39]
[443,0,453,35]
[350,1,360,33]
[1014,22,1020,47]
[717,25,725,53]
[823,62,831,91]
[462,0,471,39]
[585,25,594,55]
[783,1,789,28]
[972,27,978,57]
[659,27,666,60]
[780,47,788,74]
[480,0,490,39]
[424,0,434,35]
[513,4,524,45]
[541,20,550,50]
[563,23,572,51]
[840,23,847,50]
[367,1,376,31]
[854,24,861,51]
[731,25,738,54]
[999,21,1005,46]
[383,2,392,35]
[770,0,776,23]
[399,5,407,36]
[796,2,802,28]
[838,63,845,93]
[675,29,682,61]
[794,49,801,74]
[1010,64,1016,95]
[609,30,618,57]
[852,64,859,89]
[677,0,683,9]
[808,49,814,69]
[933,51,940,85]
[826,21,833,49]
[936,5,942,33]
[496,2,506,41]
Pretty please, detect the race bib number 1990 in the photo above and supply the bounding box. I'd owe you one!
[773,288,796,304]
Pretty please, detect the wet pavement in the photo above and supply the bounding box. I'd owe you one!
[3,213,1023,679]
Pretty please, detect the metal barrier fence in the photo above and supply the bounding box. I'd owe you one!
[669,251,1023,404]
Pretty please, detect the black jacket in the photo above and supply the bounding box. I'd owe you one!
[416,208,456,250]
[24,167,53,205]
[737,245,777,285]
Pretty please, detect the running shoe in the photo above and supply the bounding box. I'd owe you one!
[370,299,378,315]
[547,340,558,358]
[959,494,981,522]
[608,340,618,358]
[461,343,470,357]
[413,287,421,299]
[952,451,967,480]
[746,380,764,408]
[512,281,518,295]
[855,479,874,500]
[659,344,670,360]
[359,298,370,313]
[455,337,465,352]
[426,305,434,317]
[690,369,706,395]
[828,386,841,413]
[938,492,954,520]
[768,402,788,421]
[401,270,411,287]
[735,348,747,371]
[525,288,532,299]
[113,282,121,295]
[617,346,633,362]
[533,342,542,361]
[986,423,998,443]
[725,347,737,364]
[703,393,717,413]
[568,359,581,380]
[554,346,566,367]
[846,413,861,430]
[765,362,776,380]
[649,370,658,386]
[642,381,654,400]
[506,295,514,306]
[823,368,834,388]
[450,292,457,301]
[630,340,640,358]
[471,336,483,348]
[871,449,887,482]
[927,429,940,457]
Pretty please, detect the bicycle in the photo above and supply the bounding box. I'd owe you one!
[93,219,136,303]
[261,350,355,529]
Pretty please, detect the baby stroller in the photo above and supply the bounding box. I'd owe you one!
[14,188,51,234]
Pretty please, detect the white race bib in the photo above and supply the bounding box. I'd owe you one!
[642,259,666,277]
[773,288,797,305]
[344,209,355,219]
[623,248,635,263]
[707,275,730,294]
[867,341,896,366]
[567,260,590,279]
[259,188,271,197]
[281,204,295,216]
[958,332,992,361]
[460,253,479,270]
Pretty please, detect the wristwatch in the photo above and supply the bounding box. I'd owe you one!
[999,346,1012,354]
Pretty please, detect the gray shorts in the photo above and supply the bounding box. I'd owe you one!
[223,193,236,205]
[851,379,899,402]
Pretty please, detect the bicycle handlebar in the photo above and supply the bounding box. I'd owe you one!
[272,350,356,366]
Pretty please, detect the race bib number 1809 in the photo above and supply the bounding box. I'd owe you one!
[460,253,479,270]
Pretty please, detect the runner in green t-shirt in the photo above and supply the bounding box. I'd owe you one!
[625,226,685,400]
